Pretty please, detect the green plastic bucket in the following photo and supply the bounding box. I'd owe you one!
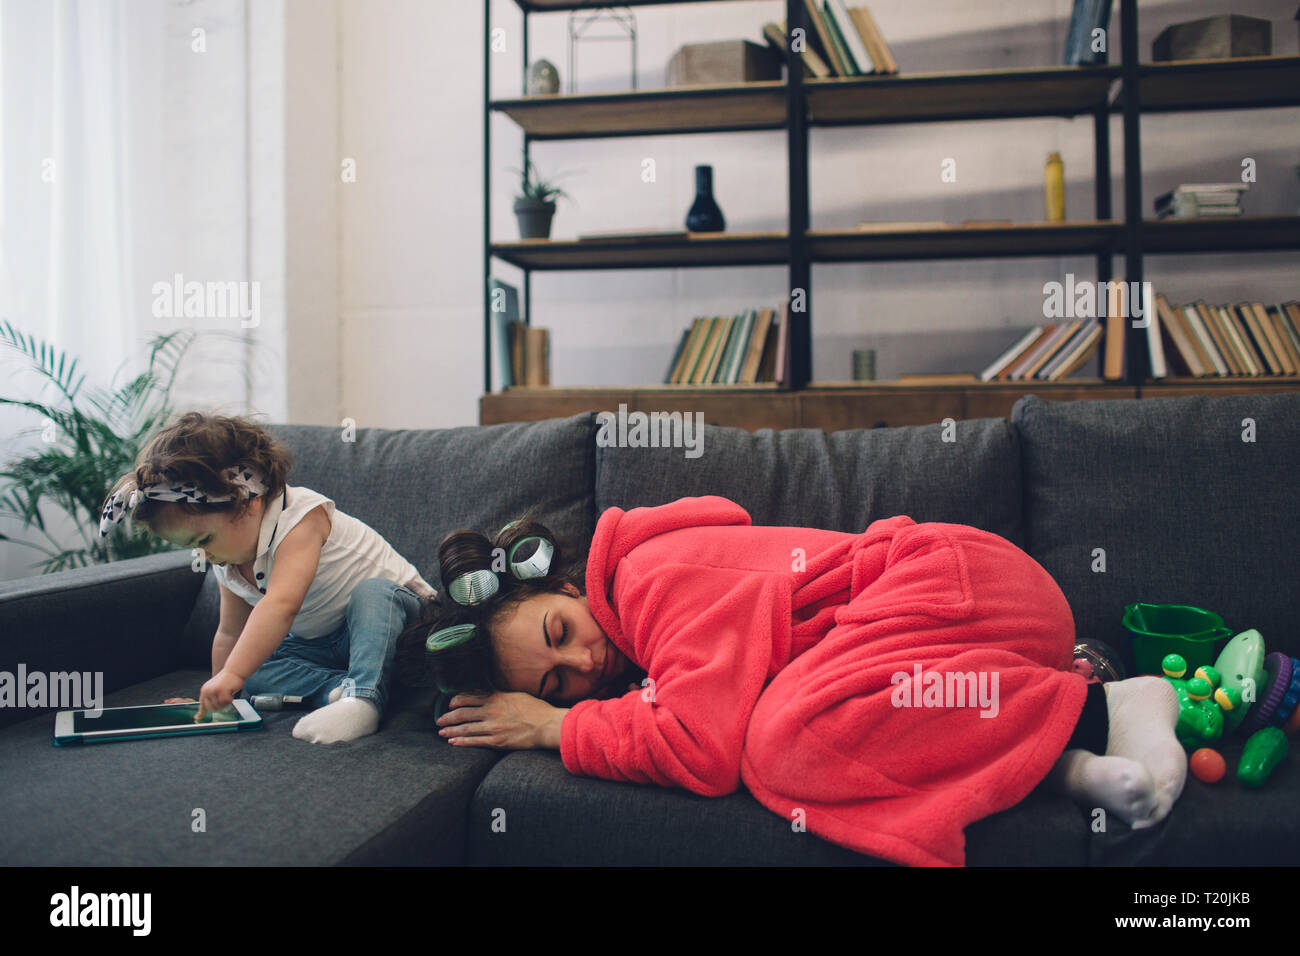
[1122,603,1234,676]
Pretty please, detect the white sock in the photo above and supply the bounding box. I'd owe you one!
[1100,675,1187,827]
[292,696,379,744]
[1049,676,1186,829]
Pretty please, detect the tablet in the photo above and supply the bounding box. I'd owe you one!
[53,699,262,746]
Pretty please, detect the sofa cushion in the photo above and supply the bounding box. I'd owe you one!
[0,669,497,865]
[466,750,1092,865]
[1013,392,1300,659]
[594,418,1025,544]
[179,412,600,668]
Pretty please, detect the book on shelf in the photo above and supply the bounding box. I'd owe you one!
[664,306,782,385]
[1064,0,1113,66]
[499,289,551,387]
[765,21,831,78]
[1148,293,1300,379]
[798,2,897,78]
[979,318,1105,382]
[490,278,520,388]
[1155,184,1248,219]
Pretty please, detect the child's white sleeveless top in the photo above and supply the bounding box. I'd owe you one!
[212,484,437,638]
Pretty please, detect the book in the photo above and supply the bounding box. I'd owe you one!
[694,316,730,384]
[1102,280,1126,380]
[980,328,1042,382]
[773,299,792,386]
[849,5,898,74]
[1064,0,1112,66]
[825,0,875,74]
[663,326,691,385]
[712,314,742,384]
[819,0,863,75]
[996,326,1054,380]
[679,316,717,384]
[1253,302,1295,375]
[1041,320,1103,380]
[739,308,774,383]
[767,21,832,78]
[804,0,850,76]
[489,278,520,389]
[523,326,550,386]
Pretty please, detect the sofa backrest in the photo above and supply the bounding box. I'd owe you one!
[594,416,1026,544]
[1012,392,1300,660]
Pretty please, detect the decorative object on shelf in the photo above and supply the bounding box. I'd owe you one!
[1063,0,1112,66]
[567,6,636,94]
[489,278,521,389]
[1152,14,1271,61]
[508,158,571,240]
[666,40,781,86]
[1044,151,1065,222]
[852,349,876,381]
[527,58,560,96]
[685,165,725,233]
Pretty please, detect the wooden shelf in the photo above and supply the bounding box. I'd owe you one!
[492,231,789,270]
[1121,55,1300,113]
[809,220,1122,262]
[492,82,787,139]
[806,65,1117,125]
[1139,216,1300,255]
[482,380,1300,431]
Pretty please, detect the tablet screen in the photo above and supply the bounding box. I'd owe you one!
[73,703,237,733]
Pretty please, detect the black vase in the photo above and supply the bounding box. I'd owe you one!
[685,164,725,232]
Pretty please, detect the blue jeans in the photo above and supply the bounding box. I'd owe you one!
[241,577,421,717]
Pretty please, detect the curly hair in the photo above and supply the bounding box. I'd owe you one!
[101,410,294,536]
[394,509,587,713]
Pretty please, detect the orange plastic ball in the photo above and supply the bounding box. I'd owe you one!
[1190,748,1227,784]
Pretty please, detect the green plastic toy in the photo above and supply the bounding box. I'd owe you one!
[1238,727,1288,788]
[1213,629,1267,736]
[1162,653,1225,749]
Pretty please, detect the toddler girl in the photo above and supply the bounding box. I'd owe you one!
[99,411,437,743]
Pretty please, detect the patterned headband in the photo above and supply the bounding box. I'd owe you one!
[98,464,269,538]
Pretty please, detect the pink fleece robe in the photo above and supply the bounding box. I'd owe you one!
[560,495,1088,866]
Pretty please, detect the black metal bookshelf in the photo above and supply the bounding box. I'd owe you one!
[483,0,1300,396]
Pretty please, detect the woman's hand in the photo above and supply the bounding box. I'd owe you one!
[437,691,568,750]
[197,669,244,722]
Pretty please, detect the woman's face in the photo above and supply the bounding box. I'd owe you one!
[491,582,632,705]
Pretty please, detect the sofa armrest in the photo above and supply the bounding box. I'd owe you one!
[0,551,208,729]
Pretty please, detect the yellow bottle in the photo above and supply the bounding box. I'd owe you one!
[1045,151,1065,222]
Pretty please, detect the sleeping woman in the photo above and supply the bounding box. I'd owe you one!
[396,495,1187,867]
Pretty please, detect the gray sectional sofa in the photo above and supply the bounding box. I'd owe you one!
[2,391,1297,866]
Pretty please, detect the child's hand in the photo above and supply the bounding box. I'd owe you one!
[435,691,567,750]
[197,669,244,722]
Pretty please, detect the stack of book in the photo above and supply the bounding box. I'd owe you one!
[980,319,1104,382]
[664,304,790,385]
[1146,296,1300,378]
[491,278,550,387]
[762,2,897,79]
[1155,184,1248,219]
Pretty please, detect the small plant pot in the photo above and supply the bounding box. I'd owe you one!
[514,198,556,239]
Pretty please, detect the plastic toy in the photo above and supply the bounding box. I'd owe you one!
[1212,630,1267,736]
[1237,727,1288,788]
[1124,603,1233,676]
[1240,652,1293,735]
[1162,653,1225,748]
[1189,748,1227,783]
[1072,640,1126,684]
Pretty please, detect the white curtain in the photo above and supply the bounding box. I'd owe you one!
[0,0,264,581]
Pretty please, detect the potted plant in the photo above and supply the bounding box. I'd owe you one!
[0,321,248,570]
[509,158,573,240]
